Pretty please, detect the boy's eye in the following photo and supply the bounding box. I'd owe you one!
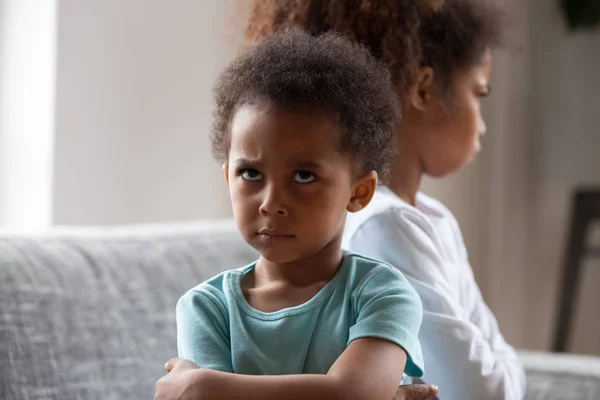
[293,170,316,184]
[241,168,263,181]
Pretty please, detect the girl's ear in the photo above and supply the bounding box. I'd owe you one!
[407,66,436,111]
[223,163,229,186]
[347,171,378,213]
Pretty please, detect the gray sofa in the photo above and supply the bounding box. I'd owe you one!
[1,220,599,400]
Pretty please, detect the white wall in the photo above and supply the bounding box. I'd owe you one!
[0,0,57,228]
[527,0,600,354]
[52,0,242,225]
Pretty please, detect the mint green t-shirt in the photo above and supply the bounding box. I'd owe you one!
[176,252,424,377]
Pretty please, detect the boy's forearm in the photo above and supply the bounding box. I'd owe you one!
[197,369,347,400]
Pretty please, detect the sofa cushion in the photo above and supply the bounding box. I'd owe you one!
[3,221,600,400]
[0,221,256,400]
[521,351,600,399]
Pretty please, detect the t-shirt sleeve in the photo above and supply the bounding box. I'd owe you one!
[176,287,233,372]
[349,265,424,377]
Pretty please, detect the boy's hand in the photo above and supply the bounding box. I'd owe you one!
[156,358,438,400]
[164,357,195,373]
[155,358,201,400]
[394,383,439,399]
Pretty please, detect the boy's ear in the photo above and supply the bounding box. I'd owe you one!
[407,66,436,111]
[223,163,229,186]
[347,171,378,213]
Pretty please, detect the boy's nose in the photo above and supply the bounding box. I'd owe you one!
[259,203,288,216]
[258,187,289,217]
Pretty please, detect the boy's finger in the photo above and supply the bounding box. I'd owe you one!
[398,384,439,399]
[164,357,200,372]
[164,357,181,372]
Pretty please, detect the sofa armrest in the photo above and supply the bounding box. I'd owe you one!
[519,351,600,399]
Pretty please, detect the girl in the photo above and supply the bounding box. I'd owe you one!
[244,1,526,399]
[155,30,439,400]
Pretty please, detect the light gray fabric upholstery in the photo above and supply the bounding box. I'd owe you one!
[519,351,600,399]
[1,220,599,399]
[0,221,256,400]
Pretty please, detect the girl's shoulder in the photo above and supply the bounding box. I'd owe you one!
[415,191,453,219]
[344,188,466,261]
[345,187,452,242]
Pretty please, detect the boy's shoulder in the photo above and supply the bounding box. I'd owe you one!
[343,251,410,288]
[177,262,257,309]
[344,251,393,268]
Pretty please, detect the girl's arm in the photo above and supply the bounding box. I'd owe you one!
[156,338,408,400]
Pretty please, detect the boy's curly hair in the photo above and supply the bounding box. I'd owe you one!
[212,30,400,182]
[245,0,504,93]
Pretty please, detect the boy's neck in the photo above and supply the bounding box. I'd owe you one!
[255,236,344,288]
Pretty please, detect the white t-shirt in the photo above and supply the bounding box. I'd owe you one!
[343,186,526,400]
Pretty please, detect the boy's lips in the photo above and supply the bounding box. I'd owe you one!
[257,230,294,237]
[256,229,295,242]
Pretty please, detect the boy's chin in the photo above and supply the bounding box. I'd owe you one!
[254,246,304,265]
[259,252,300,265]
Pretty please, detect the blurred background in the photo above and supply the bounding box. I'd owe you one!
[0,0,598,357]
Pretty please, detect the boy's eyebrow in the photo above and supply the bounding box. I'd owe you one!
[232,158,324,170]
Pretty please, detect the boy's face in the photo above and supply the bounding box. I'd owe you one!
[224,103,375,265]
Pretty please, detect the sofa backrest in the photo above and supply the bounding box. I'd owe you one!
[0,220,256,400]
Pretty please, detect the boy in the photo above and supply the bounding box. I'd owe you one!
[157,30,433,400]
